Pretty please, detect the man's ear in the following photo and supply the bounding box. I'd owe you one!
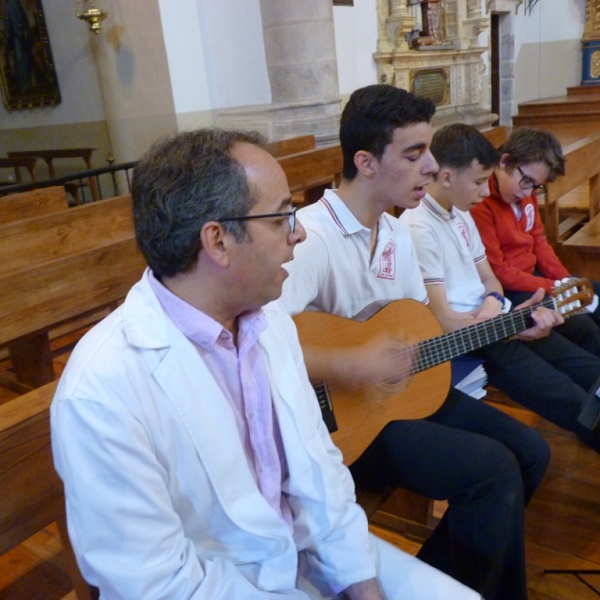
[199,221,232,268]
[354,150,378,179]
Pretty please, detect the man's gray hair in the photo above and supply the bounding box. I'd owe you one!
[132,128,266,279]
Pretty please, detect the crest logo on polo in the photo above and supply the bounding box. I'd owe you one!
[525,203,535,232]
[457,221,471,249]
[378,240,396,280]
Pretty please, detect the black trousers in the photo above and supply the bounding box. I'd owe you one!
[349,388,550,600]
[505,277,600,359]
[472,327,600,452]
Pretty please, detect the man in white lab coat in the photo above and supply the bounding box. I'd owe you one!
[51,128,479,599]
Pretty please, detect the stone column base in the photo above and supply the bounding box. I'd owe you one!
[217,97,342,146]
[432,106,498,130]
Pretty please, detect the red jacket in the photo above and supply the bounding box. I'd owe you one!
[471,176,569,293]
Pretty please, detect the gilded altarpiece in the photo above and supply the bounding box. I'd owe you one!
[375,0,496,128]
[582,0,600,84]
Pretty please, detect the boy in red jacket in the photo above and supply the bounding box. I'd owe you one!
[471,128,600,356]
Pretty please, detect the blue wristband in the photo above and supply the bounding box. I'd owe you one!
[486,291,505,309]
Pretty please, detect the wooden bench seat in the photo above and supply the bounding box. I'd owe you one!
[0,381,98,600]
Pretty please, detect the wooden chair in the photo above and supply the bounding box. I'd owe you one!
[8,149,100,204]
[0,381,99,599]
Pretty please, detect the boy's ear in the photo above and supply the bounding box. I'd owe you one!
[439,167,454,188]
[354,150,378,178]
[498,153,511,171]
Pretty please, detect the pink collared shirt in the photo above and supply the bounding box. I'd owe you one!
[148,272,293,529]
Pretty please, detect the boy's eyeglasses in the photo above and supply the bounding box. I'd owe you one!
[517,166,547,196]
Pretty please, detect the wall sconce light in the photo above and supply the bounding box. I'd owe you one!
[77,0,109,35]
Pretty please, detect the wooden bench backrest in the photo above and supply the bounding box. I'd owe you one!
[278,145,343,204]
[265,135,316,158]
[0,193,134,279]
[0,192,146,347]
[544,131,600,244]
[0,237,146,346]
[278,145,342,191]
[481,125,509,148]
[0,186,69,225]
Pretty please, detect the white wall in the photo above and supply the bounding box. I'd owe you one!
[333,0,378,97]
[158,0,271,116]
[513,0,586,104]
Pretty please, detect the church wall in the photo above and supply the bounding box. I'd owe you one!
[0,0,111,169]
[159,0,272,131]
[333,0,378,103]
[513,0,585,106]
[0,0,590,167]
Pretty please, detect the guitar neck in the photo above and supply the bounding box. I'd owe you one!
[413,297,556,373]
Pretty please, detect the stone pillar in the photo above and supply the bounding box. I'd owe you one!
[86,0,178,163]
[260,0,341,144]
[486,1,524,124]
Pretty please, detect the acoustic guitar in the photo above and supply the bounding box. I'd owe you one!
[293,277,594,464]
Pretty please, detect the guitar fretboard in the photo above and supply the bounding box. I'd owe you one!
[412,297,556,373]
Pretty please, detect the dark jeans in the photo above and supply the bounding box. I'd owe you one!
[349,387,550,600]
[471,326,600,452]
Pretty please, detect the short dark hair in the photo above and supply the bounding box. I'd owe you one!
[132,128,266,279]
[340,85,436,180]
[431,123,499,173]
[499,128,565,181]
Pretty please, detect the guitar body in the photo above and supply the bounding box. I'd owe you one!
[293,300,450,465]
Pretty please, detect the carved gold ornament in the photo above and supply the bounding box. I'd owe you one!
[591,50,600,79]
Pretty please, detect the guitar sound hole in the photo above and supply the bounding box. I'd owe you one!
[376,342,413,393]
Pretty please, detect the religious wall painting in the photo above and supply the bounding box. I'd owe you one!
[0,0,61,110]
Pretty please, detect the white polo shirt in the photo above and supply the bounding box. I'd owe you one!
[280,189,428,320]
[398,194,487,313]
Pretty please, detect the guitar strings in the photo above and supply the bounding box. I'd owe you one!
[411,298,557,373]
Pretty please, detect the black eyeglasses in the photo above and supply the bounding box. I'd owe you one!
[218,206,297,233]
[517,166,547,196]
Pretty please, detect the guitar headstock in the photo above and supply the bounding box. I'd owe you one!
[551,277,594,317]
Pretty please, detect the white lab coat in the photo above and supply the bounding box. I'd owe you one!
[51,270,480,600]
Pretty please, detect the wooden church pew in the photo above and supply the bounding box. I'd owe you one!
[0,186,69,224]
[0,380,98,600]
[278,144,343,206]
[265,134,316,158]
[0,194,146,389]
